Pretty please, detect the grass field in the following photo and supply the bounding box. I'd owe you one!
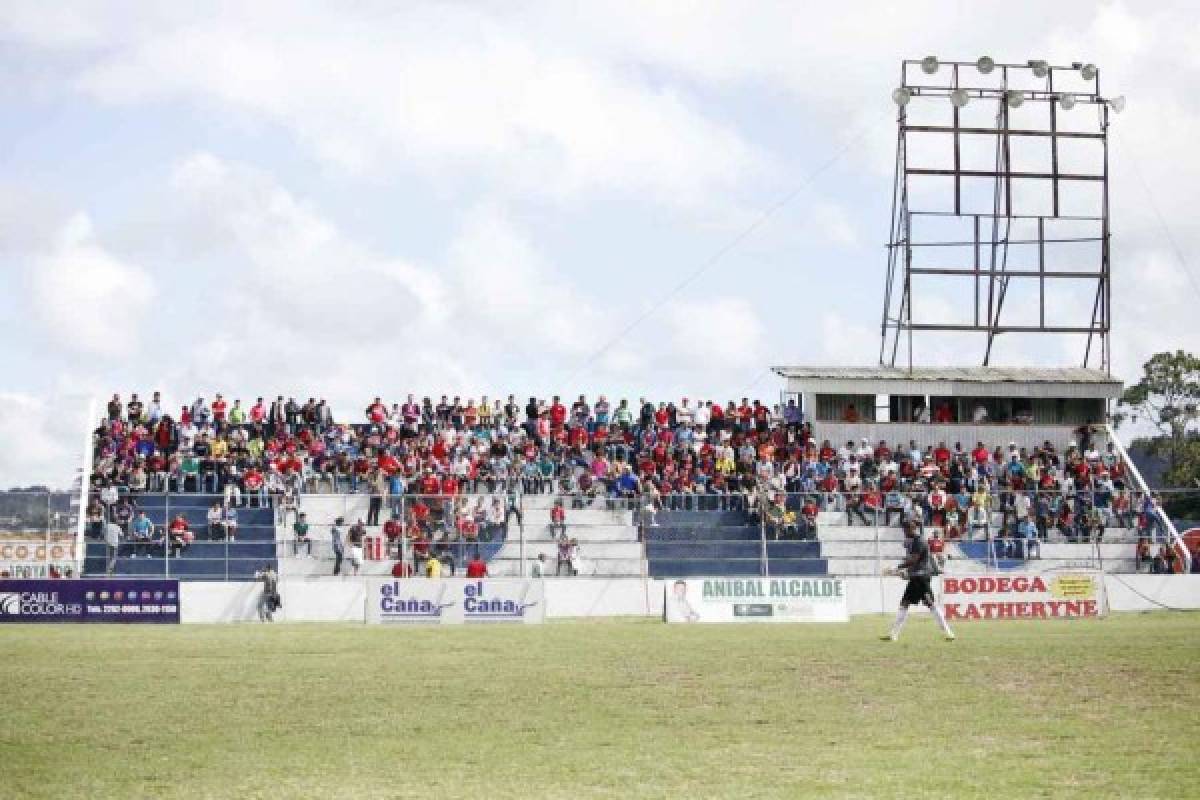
[2,614,1198,799]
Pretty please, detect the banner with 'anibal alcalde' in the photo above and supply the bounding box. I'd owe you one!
[365,578,545,625]
[664,577,849,623]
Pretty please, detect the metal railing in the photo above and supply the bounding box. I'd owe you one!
[80,489,649,581]
[72,484,1199,580]
[0,491,81,578]
[642,488,1189,578]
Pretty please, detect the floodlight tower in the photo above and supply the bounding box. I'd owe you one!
[879,57,1124,373]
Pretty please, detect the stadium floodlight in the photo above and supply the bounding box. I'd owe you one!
[921,56,939,74]
[1029,60,1049,78]
[950,89,970,108]
[1080,63,1097,81]
[892,87,912,107]
[1109,95,1126,113]
[1006,89,1025,108]
[1059,93,1076,111]
[976,55,995,74]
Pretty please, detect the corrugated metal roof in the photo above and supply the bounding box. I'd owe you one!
[771,365,1120,385]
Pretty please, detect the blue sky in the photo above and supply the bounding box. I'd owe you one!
[1,1,1198,487]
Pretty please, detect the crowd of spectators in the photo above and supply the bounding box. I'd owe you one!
[90,391,1172,566]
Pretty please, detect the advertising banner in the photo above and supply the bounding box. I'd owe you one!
[365,579,545,625]
[664,577,849,623]
[0,538,79,580]
[0,579,180,624]
[941,572,1106,621]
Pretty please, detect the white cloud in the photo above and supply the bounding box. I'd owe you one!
[32,4,765,209]
[666,297,766,365]
[0,392,88,489]
[29,214,155,355]
[5,1,1200,488]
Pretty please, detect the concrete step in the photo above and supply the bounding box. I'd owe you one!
[517,524,638,542]
[819,541,906,559]
[521,509,634,526]
[488,558,643,577]
[493,540,643,561]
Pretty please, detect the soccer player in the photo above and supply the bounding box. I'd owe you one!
[882,521,955,642]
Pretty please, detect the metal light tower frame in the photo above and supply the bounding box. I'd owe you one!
[880,58,1122,373]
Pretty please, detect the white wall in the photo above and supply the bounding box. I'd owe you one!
[180,575,1200,623]
[1101,574,1200,613]
[181,579,366,623]
[544,578,663,617]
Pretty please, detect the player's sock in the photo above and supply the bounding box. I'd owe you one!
[931,604,954,639]
[889,606,909,639]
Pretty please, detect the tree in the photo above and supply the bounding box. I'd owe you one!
[1118,351,1200,512]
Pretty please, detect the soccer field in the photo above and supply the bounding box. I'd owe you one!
[2,614,1197,799]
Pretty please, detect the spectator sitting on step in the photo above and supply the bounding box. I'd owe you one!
[459,510,479,544]
[131,511,154,557]
[943,497,962,540]
[382,513,403,556]
[293,512,314,558]
[765,494,787,538]
[223,475,242,509]
[800,497,819,540]
[556,533,572,576]
[1151,545,1172,574]
[168,514,192,558]
[223,504,239,542]
[207,503,224,540]
[486,498,505,540]
[391,559,413,578]
[928,528,945,571]
[1016,515,1039,560]
[568,538,585,576]
[411,530,430,574]
[86,502,105,539]
[244,466,266,507]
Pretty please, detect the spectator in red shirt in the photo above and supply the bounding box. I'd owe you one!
[391,560,413,578]
[465,552,488,578]
[549,396,567,430]
[549,499,566,538]
[366,397,387,424]
[383,514,403,555]
[211,394,228,426]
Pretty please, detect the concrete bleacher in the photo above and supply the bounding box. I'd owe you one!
[276,493,642,578]
[813,511,1140,575]
[83,493,276,580]
[645,509,827,577]
[279,494,508,577]
[488,496,643,577]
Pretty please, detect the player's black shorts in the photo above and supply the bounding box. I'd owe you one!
[901,576,935,607]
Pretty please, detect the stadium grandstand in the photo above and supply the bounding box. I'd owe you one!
[79,377,1193,584]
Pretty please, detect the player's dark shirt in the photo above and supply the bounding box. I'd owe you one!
[906,533,933,578]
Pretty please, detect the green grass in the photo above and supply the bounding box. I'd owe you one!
[1,614,1198,799]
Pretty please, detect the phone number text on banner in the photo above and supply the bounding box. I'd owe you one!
[664,577,849,623]
[366,579,545,625]
[942,572,1106,621]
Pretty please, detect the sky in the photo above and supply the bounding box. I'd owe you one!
[1,1,1198,488]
